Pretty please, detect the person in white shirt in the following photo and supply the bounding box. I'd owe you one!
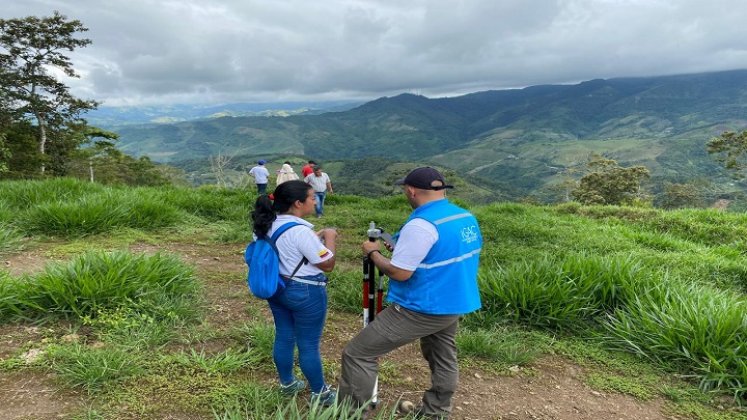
[250,180,338,406]
[248,160,271,194]
[303,165,333,218]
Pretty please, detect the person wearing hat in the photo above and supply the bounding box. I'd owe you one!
[249,160,271,194]
[338,167,482,419]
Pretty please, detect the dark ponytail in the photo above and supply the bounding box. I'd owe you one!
[251,180,313,238]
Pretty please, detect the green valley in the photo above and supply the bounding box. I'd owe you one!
[113,70,747,203]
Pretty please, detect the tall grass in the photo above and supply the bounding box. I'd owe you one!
[327,271,364,314]
[0,251,200,323]
[159,185,254,223]
[456,327,548,367]
[0,177,106,210]
[604,281,747,399]
[0,224,24,254]
[20,192,183,237]
[471,254,651,330]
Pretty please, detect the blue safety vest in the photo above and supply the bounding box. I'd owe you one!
[387,199,482,315]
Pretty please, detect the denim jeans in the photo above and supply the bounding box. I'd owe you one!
[314,191,326,216]
[267,275,328,392]
[257,183,268,194]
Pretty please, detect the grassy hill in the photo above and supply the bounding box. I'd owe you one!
[0,178,746,418]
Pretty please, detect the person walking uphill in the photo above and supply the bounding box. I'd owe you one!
[248,160,270,194]
[338,167,482,419]
[250,180,339,406]
[304,165,333,218]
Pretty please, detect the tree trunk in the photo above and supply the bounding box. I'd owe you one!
[35,111,47,174]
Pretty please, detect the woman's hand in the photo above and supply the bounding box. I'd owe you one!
[317,228,338,244]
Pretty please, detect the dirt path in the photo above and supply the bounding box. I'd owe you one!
[0,242,686,419]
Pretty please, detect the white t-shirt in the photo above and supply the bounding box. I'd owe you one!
[266,215,334,277]
[249,166,270,184]
[304,172,330,192]
[390,218,438,271]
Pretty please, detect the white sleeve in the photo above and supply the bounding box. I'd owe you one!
[291,227,334,265]
[390,219,438,271]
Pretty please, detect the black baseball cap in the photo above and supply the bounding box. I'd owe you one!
[395,167,454,190]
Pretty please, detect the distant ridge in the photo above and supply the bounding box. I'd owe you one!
[113,69,747,200]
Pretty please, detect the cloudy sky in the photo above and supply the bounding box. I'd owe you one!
[4,0,747,107]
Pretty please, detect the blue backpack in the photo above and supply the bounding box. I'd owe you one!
[244,222,307,299]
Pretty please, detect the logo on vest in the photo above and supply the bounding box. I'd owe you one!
[461,225,478,244]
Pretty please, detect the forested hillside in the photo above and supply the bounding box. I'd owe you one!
[115,70,747,202]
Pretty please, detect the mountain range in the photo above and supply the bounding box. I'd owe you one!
[111,69,747,201]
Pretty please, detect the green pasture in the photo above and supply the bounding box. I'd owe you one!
[0,178,745,418]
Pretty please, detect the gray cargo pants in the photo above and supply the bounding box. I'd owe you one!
[339,303,460,418]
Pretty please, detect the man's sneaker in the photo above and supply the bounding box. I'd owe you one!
[310,385,337,407]
[279,378,306,396]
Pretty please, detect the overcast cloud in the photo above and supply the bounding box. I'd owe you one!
[4,0,747,106]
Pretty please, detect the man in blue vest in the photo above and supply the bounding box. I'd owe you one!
[339,167,482,419]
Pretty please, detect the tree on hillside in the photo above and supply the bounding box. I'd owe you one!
[572,154,650,205]
[657,182,702,209]
[707,130,747,178]
[0,11,97,174]
[0,133,9,173]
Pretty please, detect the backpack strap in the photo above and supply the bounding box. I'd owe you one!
[268,222,309,277]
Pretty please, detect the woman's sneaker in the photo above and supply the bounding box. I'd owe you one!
[310,385,337,407]
[279,378,306,396]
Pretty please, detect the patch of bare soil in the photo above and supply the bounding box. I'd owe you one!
[3,250,55,276]
[0,371,83,420]
[0,325,48,359]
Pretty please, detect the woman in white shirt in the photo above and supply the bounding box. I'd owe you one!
[250,180,338,406]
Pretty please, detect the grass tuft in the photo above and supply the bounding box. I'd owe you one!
[1,251,200,324]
